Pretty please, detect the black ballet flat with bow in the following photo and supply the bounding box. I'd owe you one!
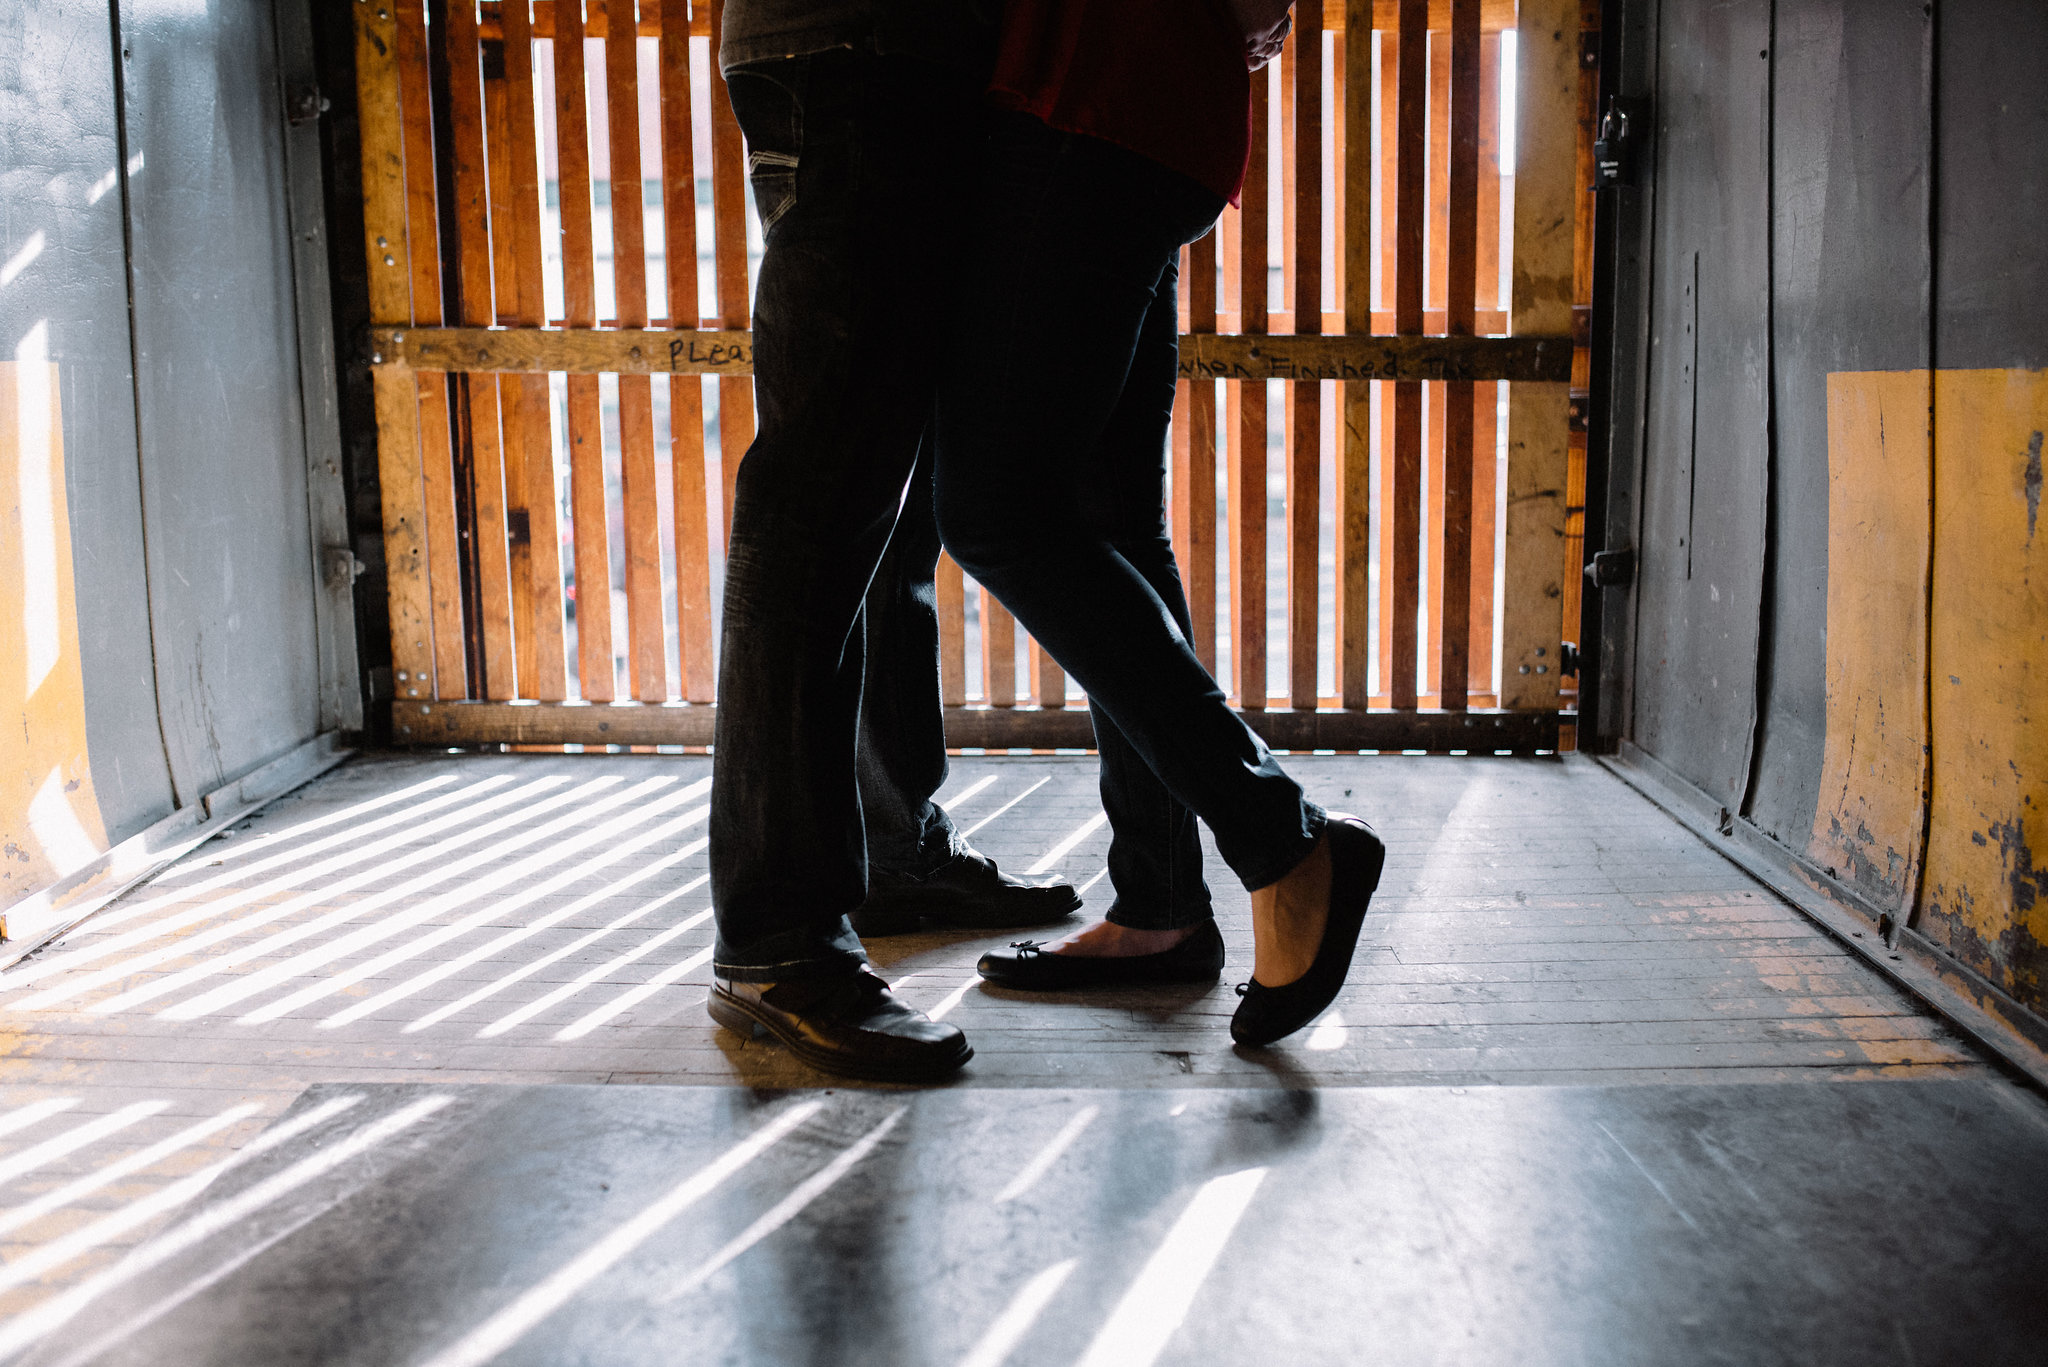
[976,918,1225,990]
[1229,815,1385,1047]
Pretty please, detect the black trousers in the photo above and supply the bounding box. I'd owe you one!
[932,114,1324,897]
[708,51,976,980]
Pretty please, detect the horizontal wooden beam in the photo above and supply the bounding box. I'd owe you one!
[390,701,1562,753]
[370,327,1572,384]
[480,0,1524,40]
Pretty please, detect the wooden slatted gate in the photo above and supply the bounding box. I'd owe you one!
[356,0,1592,753]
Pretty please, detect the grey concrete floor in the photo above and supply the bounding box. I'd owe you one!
[0,751,2033,1363]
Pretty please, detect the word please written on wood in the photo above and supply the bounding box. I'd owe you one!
[370,328,1575,384]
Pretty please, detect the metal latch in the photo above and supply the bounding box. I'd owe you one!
[1585,547,1635,589]
[323,545,366,588]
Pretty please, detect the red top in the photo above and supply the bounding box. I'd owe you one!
[988,0,1253,205]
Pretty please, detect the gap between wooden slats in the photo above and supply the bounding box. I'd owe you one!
[1439,0,1482,711]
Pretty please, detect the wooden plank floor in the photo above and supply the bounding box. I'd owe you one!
[0,752,1991,1320]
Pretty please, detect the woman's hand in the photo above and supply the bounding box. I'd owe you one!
[1225,0,1295,70]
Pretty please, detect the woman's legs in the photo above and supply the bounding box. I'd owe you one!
[934,115,1323,901]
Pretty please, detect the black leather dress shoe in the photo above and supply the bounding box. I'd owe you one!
[1230,814,1386,1047]
[708,965,972,1083]
[976,918,1226,990]
[851,848,1081,936]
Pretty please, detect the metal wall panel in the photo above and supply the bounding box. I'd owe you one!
[1744,0,1932,852]
[1933,0,2048,373]
[117,0,323,799]
[1627,0,1771,811]
[0,1,178,844]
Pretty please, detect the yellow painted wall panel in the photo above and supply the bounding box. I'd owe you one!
[1923,368,2048,1006]
[1812,370,1931,913]
[1,343,109,907]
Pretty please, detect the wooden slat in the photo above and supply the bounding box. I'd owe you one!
[1375,29,1399,700]
[605,8,666,702]
[445,0,517,701]
[501,0,569,701]
[375,326,1569,381]
[1339,0,1373,710]
[981,590,1016,708]
[1501,0,1577,709]
[492,0,1528,40]
[658,0,714,702]
[552,1,615,701]
[396,0,469,700]
[937,552,966,707]
[1439,0,1482,711]
[1031,644,1066,710]
[707,0,752,549]
[392,698,1561,752]
[1186,231,1219,673]
[356,0,435,705]
[1286,17,1323,711]
[1390,0,1427,709]
[1228,74,1269,710]
[1469,29,1502,696]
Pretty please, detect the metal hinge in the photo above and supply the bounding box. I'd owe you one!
[1585,547,1635,589]
[288,85,330,126]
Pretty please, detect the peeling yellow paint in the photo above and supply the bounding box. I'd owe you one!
[1,350,107,909]
[1923,368,2048,1005]
[1814,370,1932,912]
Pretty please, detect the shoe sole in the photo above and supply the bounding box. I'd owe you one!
[707,990,973,1085]
[977,962,1223,992]
[850,889,1083,938]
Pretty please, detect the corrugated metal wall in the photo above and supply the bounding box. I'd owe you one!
[0,1,353,919]
[1603,0,2048,1028]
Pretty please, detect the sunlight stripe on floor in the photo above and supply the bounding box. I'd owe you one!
[936,774,1000,810]
[925,978,977,1021]
[1073,1167,1269,1367]
[0,1097,78,1140]
[954,1259,1078,1367]
[337,853,709,1031]
[229,791,711,1025]
[4,776,561,1006]
[551,945,715,1040]
[1077,868,1110,895]
[397,881,703,1033]
[1305,1011,1349,1050]
[993,1105,1100,1205]
[144,778,464,897]
[653,1109,905,1304]
[413,1100,825,1367]
[0,1094,446,1361]
[1025,812,1108,876]
[150,777,677,1021]
[960,777,1051,839]
[0,1103,262,1240]
[73,777,637,1019]
[0,1100,168,1187]
[0,1093,364,1302]
[477,914,710,1038]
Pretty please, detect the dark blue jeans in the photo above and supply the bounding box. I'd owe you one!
[933,114,1325,898]
[710,52,976,980]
